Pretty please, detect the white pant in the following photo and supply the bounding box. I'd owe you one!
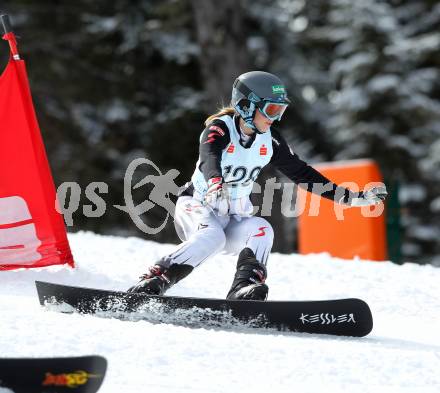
[160,196,274,268]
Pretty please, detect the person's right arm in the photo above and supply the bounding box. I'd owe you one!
[198,120,230,181]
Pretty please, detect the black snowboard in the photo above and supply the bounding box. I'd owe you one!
[0,355,106,393]
[35,281,373,337]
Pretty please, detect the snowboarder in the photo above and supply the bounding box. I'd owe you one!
[128,71,387,300]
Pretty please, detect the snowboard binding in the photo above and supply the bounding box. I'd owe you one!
[227,248,268,301]
[128,263,193,295]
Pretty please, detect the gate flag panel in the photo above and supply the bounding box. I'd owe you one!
[0,15,74,270]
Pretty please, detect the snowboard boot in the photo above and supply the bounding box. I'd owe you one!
[226,248,268,301]
[127,263,193,295]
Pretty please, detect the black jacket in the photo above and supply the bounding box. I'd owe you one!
[184,115,357,203]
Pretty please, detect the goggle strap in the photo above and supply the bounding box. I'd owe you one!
[235,80,260,102]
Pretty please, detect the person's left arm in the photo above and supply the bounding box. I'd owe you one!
[269,129,387,206]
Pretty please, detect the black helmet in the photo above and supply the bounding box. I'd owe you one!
[231,71,291,131]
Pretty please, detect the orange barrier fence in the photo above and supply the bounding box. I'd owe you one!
[298,159,387,261]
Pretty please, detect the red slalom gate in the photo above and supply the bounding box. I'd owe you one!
[0,15,74,270]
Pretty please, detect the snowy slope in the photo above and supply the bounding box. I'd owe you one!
[1,231,439,393]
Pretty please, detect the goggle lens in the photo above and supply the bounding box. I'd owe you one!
[262,103,288,120]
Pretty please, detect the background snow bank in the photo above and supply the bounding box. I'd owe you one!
[1,231,439,393]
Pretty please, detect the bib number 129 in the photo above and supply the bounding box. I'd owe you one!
[223,165,262,186]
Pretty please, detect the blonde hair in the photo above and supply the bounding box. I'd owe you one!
[204,106,236,126]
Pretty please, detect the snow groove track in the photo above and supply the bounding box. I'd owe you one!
[1,231,440,393]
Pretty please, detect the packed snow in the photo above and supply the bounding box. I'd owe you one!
[1,231,439,393]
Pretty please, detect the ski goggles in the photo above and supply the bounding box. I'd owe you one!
[258,101,288,121]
